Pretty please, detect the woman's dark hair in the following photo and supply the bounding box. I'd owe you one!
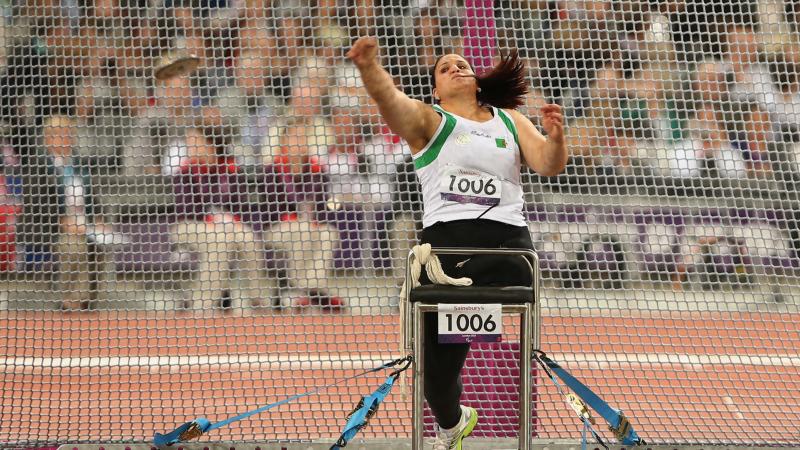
[430,50,529,110]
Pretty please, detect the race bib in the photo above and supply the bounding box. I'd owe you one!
[440,167,502,206]
[438,304,502,344]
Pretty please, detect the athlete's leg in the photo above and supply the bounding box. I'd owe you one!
[423,311,471,428]
[417,220,535,428]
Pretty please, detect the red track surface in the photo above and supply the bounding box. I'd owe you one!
[2,311,799,445]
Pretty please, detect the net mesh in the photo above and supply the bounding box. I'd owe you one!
[1,0,800,446]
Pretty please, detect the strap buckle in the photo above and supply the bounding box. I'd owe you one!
[345,398,381,428]
[567,392,595,425]
[610,413,646,445]
[178,421,204,442]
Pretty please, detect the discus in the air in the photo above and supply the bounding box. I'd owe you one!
[154,54,200,81]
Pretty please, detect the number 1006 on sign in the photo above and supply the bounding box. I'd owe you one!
[437,304,502,344]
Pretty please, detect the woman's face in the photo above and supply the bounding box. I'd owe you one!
[433,54,478,101]
[44,122,76,157]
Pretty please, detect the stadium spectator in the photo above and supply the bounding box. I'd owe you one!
[41,115,124,310]
[0,37,62,274]
[0,13,83,134]
[327,64,421,276]
[316,0,374,33]
[668,102,747,179]
[734,101,780,179]
[323,73,408,271]
[259,122,343,311]
[725,24,787,127]
[400,6,448,102]
[314,18,350,65]
[270,0,313,74]
[121,65,196,175]
[324,98,377,205]
[74,57,153,183]
[562,98,612,176]
[493,0,551,59]
[692,58,733,106]
[563,65,648,176]
[214,51,284,167]
[293,57,332,110]
[617,62,685,171]
[158,0,240,71]
[373,1,462,102]
[667,0,759,63]
[234,1,292,96]
[169,124,270,313]
[278,59,336,149]
[538,0,620,103]
[0,1,135,274]
[97,0,159,75]
[767,51,800,141]
[323,65,401,207]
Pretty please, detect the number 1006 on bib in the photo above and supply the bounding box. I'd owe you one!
[437,304,502,344]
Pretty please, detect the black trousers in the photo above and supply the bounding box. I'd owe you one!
[419,219,534,429]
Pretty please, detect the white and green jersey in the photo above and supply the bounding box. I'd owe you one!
[412,104,526,228]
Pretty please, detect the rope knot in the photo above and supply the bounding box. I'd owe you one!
[400,245,473,301]
[412,243,433,266]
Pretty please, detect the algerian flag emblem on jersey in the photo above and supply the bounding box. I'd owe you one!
[495,138,507,148]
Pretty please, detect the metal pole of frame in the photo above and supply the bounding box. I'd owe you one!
[519,304,532,450]
[412,304,425,450]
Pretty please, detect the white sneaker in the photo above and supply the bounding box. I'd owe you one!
[430,405,478,450]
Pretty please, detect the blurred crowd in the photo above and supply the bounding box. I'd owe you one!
[1,0,800,310]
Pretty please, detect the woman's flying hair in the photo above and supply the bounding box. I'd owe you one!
[430,50,529,110]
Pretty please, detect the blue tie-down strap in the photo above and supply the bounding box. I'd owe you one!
[153,356,413,447]
[330,375,397,449]
[537,359,607,450]
[331,356,412,449]
[534,351,646,446]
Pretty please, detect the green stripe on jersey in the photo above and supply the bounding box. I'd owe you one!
[414,108,457,170]
[496,108,519,149]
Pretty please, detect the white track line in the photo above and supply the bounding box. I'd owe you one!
[1,352,799,373]
[0,353,395,373]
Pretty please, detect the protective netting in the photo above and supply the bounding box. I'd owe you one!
[1,0,799,447]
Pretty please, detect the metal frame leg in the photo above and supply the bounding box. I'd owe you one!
[412,303,533,450]
[412,303,425,450]
[519,304,532,450]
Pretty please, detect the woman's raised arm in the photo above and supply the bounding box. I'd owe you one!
[347,36,441,153]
